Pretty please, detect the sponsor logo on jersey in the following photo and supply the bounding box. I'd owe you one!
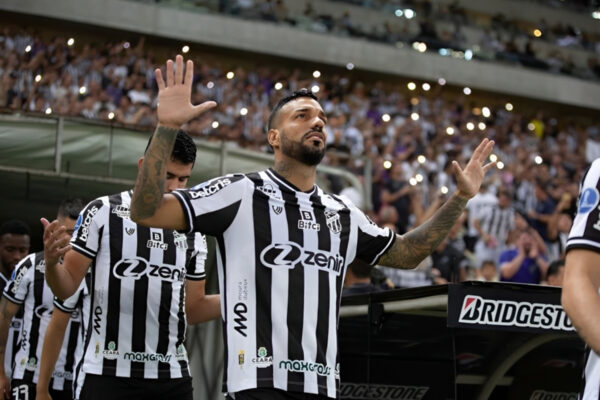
[298,210,320,231]
[52,370,73,380]
[25,356,37,371]
[325,210,342,234]
[103,341,119,360]
[10,320,21,330]
[252,347,273,368]
[147,231,168,250]
[175,344,187,360]
[260,242,344,275]
[10,265,29,294]
[34,305,53,319]
[233,302,248,337]
[458,295,574,332]
[93,306,103,334]
[113,258,184,282]
[578,187,600,214]
[257,183,282,200]
[339,383,429,400]
[123,351,171,363]
[190,178,231,199]
[112,205,130,219]
[278,359,332,376]
[529,390,577,400]
[77,206,99,242]
[272,205,283,215]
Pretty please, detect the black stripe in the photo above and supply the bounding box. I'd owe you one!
[311,194,332,395]
[177,278,189,378]
[130,224,151,378]
[76,262,94,396]
[64,319,80,377]
[282,188,305,392]
[249,172,274,385]
[157,229,177,378]
[217,235,229,393]
[103,194,124,374]
[24,253,45,382]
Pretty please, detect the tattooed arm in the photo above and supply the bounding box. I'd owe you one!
[130,54,216,229]
[380,193,468,269]
[379,139,496,270]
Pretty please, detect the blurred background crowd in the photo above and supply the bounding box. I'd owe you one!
[1,0,599,294]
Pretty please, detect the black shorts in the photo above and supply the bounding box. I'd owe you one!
[79,374,193,400]
[10,380,72,400]
[226,388,332,400]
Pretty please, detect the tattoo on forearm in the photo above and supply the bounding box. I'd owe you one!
[131,126,178,220]
[379,194,468,269]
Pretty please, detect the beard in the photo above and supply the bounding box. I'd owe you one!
[280,130,326,166]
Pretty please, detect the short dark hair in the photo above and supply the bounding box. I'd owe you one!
[267,89,318,131]
[145,129,197,165]
[57,198,86,220]
[547,259,565,278]
[348,258,372,279]
[0,220,30,237]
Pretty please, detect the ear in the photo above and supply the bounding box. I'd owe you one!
[267,129,280,149]
[137,157,144,171]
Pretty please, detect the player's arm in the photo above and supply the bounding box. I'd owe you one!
[379,139,495,269]
[36,307,71,400]
[0,297,20,398]
[130,55,216,228]
[562,248,600,353]
[42,219,91,300]
[185,280,221,324]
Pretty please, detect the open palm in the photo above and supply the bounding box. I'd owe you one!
[452,138,496,199]
[155,55,216,129]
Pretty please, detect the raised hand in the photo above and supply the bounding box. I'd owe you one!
[41,218,71,267]
[155,54,217,129]
[452,139,496,200]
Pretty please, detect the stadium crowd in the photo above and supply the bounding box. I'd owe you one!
[0,24,598,291]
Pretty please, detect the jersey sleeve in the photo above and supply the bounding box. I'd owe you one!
[70,198,106,259]
[185,233,207,281]
[567,159,600,253]
[54,276,88,313]
[172,174,247,236]
[3,253,35,305]
[348,202,396,265]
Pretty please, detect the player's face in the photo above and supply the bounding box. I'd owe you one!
[56,216,77,244]
[165,160,193,193]
[0,234,30,271]
[278,98,328,166]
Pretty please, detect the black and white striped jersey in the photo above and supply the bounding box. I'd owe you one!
[53,274,90,400]
[566,159,600,400]
[477,205,515,246]
[173,168,395,399]
[0,272,22,380]
[2,252,83,390]
[70,190,207,380]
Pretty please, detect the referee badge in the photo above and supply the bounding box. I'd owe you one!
[325,210,342,234]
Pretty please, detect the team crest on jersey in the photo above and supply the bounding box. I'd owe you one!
[173,232,188,250]
[325,210,342,234]
[112,205,130,219]
[579,187,600,214]
[25,357,37,371]
[298,210,320,231]
[147,232,168,250]
[257,183,282,200]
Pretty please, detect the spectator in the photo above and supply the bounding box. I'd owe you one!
[499,230,549,284]
[480,260,499,282]
[528,179,556,243]
[343,258,388,296]
[545,259,565,287]
[0,220,31,282]
[381,163,413,233]
[430,238,467,283]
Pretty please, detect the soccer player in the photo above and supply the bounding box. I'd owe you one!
[42,130,220,400]
[106,55,494,399]
[0,220,31,383]
[0,199,84,400]
[562,158,600,399]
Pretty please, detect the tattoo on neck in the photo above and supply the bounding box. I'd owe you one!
[274,161,293,178]
[131,126,178,220]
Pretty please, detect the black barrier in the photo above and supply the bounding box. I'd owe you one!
[339,282,585,400]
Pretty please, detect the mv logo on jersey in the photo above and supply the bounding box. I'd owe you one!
[459,295,574,332]
[233,302,248,337]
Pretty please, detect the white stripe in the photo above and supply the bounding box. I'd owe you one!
[71,243,96,259]
[172,191,195,233]
[582,352,600,400]
[144,229,164,379]
[566,238,600,250]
